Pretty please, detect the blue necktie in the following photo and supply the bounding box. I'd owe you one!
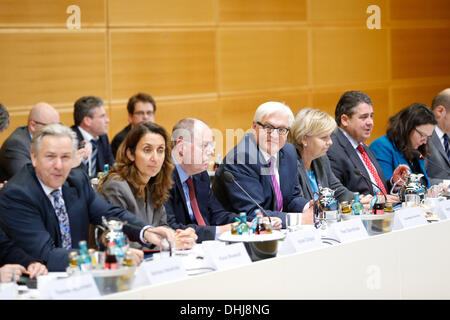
[89,139,98,177]
[51,189,72,250]
[443,134,450,162]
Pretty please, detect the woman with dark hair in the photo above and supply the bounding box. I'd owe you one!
[370,103,439,189]
[98,122,197,250]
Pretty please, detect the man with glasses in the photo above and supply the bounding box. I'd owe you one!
[111,93,157,158]
[0,102,60,181]
[71,96,115,179]
[213,101,313,228]
[164,118,249,242]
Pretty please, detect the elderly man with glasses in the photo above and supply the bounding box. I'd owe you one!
[213,102,314,228]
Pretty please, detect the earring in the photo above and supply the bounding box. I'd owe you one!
[303,143,307,147]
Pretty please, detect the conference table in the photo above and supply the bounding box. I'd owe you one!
[103,217,450,300]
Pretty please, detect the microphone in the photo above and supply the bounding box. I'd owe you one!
[223,170,271,223]
[354,169,387,202]
[412,150,450,174]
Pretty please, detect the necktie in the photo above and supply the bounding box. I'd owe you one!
[357,144,387,195]
[51,189,72,250]
[186,177,206,226]
[443,134,450,162]
[269,157,283,212]
[89,139,98,177]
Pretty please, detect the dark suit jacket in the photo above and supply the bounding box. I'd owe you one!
[212,133,308,228]
[0,226,36,268]
[0,164,149,271]
[71,126,115,177]
[164,170,238,242]
[0,126,32,181]
[111,125,131,159]
[425,130,450,184]
[296,152,354,202]
[327,129,389,195]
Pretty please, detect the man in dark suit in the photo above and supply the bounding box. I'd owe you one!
[0,124,175,271]
[0,103,47,280]
[426,88,450,184]
[165,118,257,242]
[0,102,60,181]
[213,102,313,228]
[111,93,156,158]
[327,91,404,200]
[71,96,115,179]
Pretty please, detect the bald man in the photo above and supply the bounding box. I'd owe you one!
[0,102,60,181]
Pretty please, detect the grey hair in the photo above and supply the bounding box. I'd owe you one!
[31,123,78,154]
[253,101,295,127]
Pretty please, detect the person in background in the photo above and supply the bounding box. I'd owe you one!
[426,88,450,184]
[0,123,175,271]
[165,118,258,242]
[288,108,372,206]
[71,96,115,179]
[213,102,313,228]
[0,103,47,281]
[327,91,404,202]
[370,102,447,194]
[111,93,157,159]
[98,121,197,250]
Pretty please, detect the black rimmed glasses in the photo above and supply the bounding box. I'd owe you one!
[256,121,290,136]
[414,127,432,141]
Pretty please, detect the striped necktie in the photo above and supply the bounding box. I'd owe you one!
[269,157,283,212]
[443,134,450,162]
[89,138,98,177]
[51,189,72,250]
[357,144,387,195]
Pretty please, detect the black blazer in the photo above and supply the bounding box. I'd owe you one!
[71,126,115,177]
[296,152,354,202]
[213,133,308,228]
[327,129,389,195]
[0,226,36,268]
[0,126,32,181]
[164,170,238,242]
[0,164,149,271]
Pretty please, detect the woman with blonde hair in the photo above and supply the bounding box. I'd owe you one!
[98,122,197,250]
[289,108,371,204]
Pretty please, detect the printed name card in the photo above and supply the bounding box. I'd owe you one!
[142,257,188,285]
[328,218,369,243]
[393,207,428,230]
[203,242,251,271]
[0,283,17,299]
[436,199,450,220]
[48,273,100,299]
[282,227,322,254]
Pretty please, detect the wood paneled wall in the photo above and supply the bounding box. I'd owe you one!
[1,0,449,155]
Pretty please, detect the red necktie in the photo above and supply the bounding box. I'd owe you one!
[357,144,387,195]
[186,177,206,226]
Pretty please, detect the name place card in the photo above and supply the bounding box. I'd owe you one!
[48,274,100,299]
[393,207,428,230]
[436,199,450,220]
[142,257,187,285]
[203,242,251,271]
[281,227,322,255]
[328,218,369,243]
[0,282,17,299]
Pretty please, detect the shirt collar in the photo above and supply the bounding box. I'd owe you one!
[172,154,190,184]
[435,126,445,139]
[339,127,362,150]
[77,126,96,142]
[259,147,278,166]
[36,176,62,198]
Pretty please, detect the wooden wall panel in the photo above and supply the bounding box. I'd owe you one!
[391,29,450,79]
[0,31,107,108]
[219,28,308,92]
[108,0,215,26]
[309,0,387,26]
[0,0,105,27]
[391,84,449,115]
[390,0,450,21]
[312,29,389,86]
[110,30,216,101]
[219,0,306,23]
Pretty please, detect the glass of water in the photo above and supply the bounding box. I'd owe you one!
[286,212,301,232]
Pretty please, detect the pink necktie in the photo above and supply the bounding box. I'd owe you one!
[269,157,283,212]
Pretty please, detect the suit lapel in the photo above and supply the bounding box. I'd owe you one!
[336,130,367,174]
[431,131,450,166]
[173,171,192,224]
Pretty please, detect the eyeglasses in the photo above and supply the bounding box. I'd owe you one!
[133,111,154,117]
[414,128,432,141]
[256,121,290,136]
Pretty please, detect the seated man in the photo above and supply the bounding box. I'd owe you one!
[111,92,156,158]
[0,102,60,181]
[213,102,313,228]
[71,96,115,178]
[0,123,179,271]
[165,118,268,242]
